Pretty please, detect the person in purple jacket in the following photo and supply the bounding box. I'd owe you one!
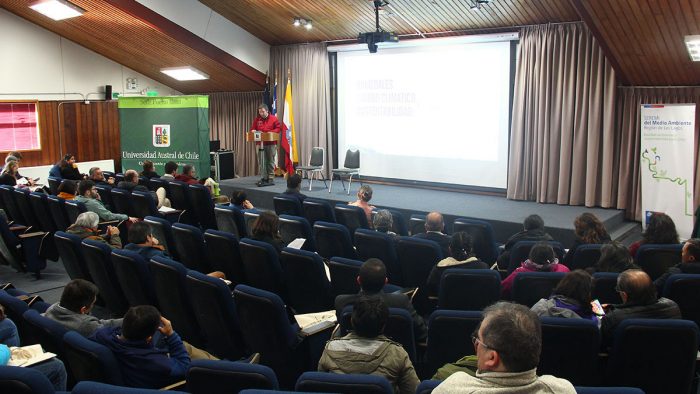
[91,305,190,389]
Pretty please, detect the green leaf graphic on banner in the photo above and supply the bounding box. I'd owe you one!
[641,148,692,216]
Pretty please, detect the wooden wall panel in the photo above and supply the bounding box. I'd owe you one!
[2,101,121,170]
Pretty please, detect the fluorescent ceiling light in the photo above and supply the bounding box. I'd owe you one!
[684,35,700,61]
[29,0,85,21]
[160,66,209,81]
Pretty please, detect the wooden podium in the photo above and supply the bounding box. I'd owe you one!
[246,130,280,143]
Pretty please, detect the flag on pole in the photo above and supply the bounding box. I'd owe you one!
[271,78,278,116]
[262,74,272,112]
[281,76,298,174]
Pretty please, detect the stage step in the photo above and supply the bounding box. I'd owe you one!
[610,222,642,246]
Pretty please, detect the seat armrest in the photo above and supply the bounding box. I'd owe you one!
[161,380,187,391]
[18,231,46,239]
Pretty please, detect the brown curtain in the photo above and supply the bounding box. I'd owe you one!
[508,23,617,208]
[269,42,333,176]
[209,91,262,177]
[615,87,700,221]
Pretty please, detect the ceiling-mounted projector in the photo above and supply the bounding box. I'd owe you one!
[358,0,398,53]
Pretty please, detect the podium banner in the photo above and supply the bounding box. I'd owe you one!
[119,96,210,178]
[640,103,696,237]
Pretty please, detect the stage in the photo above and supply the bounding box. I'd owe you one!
[220,176,639,247]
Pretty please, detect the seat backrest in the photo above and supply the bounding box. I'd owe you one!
[663,274,700,328]
[424,310,482,378]
[47,196,70,231]
[94,185,113,210]
[279,247,333,313]
[189,184,217,230]
[353,229,400,285]
[636,243,683,280]
[63,331,124,385]
[396,236,442,288]
[408,214,426,236]
[273,195,303,217]
[574,388,645,394]
[187,360,280,393]
[313,221,357,260]
[539,317,600,386]
[339,306,416,362]
[239,238,285,296]
[569,244,603,271]
[47,176,62,195]
[81,239,128,316]
[22,309,68,357]
[29,192,56,232]
[278,215,315,252]
[167,181,191,211]
[507,241,565,274]
[0,185,24,224]
[186,270,245,360]
[114,173,124,184]
[607,319,699,394]
[328,257,363,297]
[512,271,566,307]
[172,223,212,273]
[295,372,392,394]
[438,269,501,310]
[343,149,360,169]
[13,189,41,230]
[149,256,204,348]
[0,365,56,394]
[0,289,31,342]
[302,199,335,225]
[110,248,154,307]
[109,188,133,216]
[215,205,246,239]
[592,272,622,304]
[385,209,408,236]
[72,381,187,394]
[204,229,245,285]
[148,177,169,192]
[452,218,498,265]
[143,216,177,259]
[64,200,87,225]
[54,231,90,281]
[334,204,369,235]
[309,147,324,167]
[243,210,262,237]
[416,380,442,394]
[130,190,158,219]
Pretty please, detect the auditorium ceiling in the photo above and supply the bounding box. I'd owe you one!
[1,0,698,90]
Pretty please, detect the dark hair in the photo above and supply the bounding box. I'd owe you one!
[574,213,609,244]
[358,185,372,202]
[617,269,657,305]
[481,302,541,372]
[57,180,77,195]
[286,173,302,189]
[164,161,178,175]
[128,221,152,244]
[121,305,161,341]
[60,279,98,313]
[528,242,555,266]
[685,239,700,261]
[351,296,388,338]
[359,258,387,293]
[552,270,593,316]
[64,154,74,162]
[251,211,279,239]
[8,151,22,160]
[524,215,544,231]
[449,231,474,260]
[643,213,679,245]
[595,241,634,273]
[232,191,248,206]
[78,180,95,196]
[56,159,69,168]
[142,160,154,172]
[182,164,194,176]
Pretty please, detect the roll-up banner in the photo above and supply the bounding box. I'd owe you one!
[640,103,696,237]
[118,95,210,178]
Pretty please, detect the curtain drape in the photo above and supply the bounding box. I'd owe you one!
[269,42,333,176]
[209,91,262,177]
[507,23,618,208]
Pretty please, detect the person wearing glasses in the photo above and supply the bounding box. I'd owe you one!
[433,302,576,393]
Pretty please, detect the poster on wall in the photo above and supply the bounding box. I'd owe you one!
[118,96,209,178]
[640,103,696,238]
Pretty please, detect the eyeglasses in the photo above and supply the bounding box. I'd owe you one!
[471,333,498,352]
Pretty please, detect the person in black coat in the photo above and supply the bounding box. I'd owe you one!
[496,214,554,269]
[412,211,451,258]
[282,173,307,204]
[59,154,85,181]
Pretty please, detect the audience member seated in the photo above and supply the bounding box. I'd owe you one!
[231,190,254,210]
[3,152,34,185]
[56,180,77,200]
[203,177,230,204]
[175,164,199,185]
[66,212,122,249]
[140,160,159,179]
[588,241,639,274]
[123,221,168,260]
[501,242,569,299]
[89,167,115,186]
[251,211,285,254]
[59,154,85,181]
[117,170,149,193]
[318,296,419,394]
[282,173,307,204]
[373,209,397,237]
[160,161,178,181]
[562,213,610,266]
[497,214,553,269]
[91,305,191,389]
[654,238,700,291]
[49,158,63,179]
[75,180,138,223]
[0,161,19,186]
[600,269,681,347]
[349,185,376,226]
[628,212,679,258]
[335,258,427,341]
[426,232,489,297]
[432,302,576,394]
[413,211,451,258]
[44,279,123,337]
[0,304,68,391]
[531,270,597,321]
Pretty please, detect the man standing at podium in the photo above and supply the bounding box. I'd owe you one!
[250,103,281,186]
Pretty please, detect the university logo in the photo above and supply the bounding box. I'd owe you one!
[153,124,171,147]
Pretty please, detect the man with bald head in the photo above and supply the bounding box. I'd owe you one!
[601,269,681,345]
[413,211,451,257]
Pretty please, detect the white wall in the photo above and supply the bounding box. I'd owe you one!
[136,0,270,73]
[0,9,180,101]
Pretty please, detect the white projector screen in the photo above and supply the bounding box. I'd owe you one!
[336,39,513,189]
